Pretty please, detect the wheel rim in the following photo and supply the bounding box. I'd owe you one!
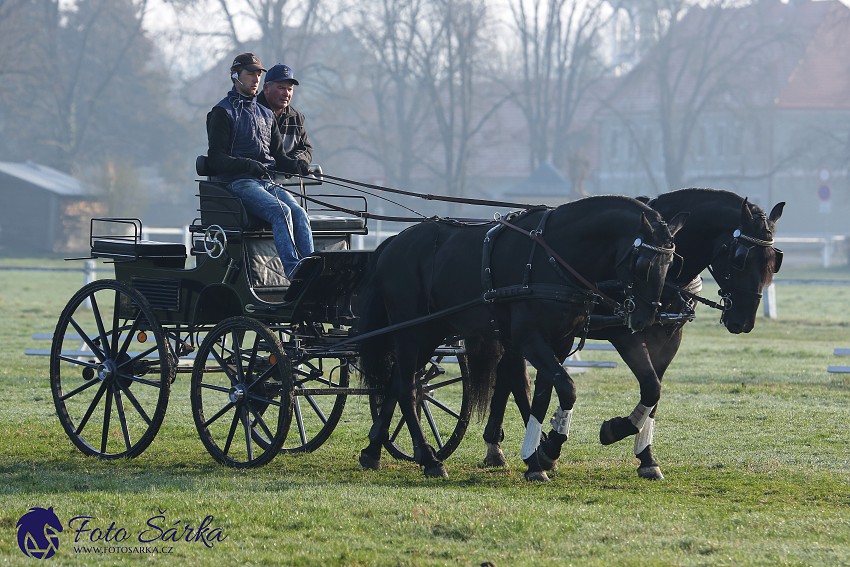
[191,317,292,468]
[372,351,471,462]
[50,280,173,459]
[280,356,349,454]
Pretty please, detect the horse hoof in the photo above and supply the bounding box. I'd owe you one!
[638,465,664,480]
[358,451,381,471]
[424,464,448,478]
[599,419,617,445]
[535,448,558,471]
[483,445,508,467]
[524,471,550,482]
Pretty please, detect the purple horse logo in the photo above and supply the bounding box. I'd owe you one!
[16,507,63,559]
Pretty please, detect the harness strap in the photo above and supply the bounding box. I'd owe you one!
[496,217,622,311]
[664,279,725,311]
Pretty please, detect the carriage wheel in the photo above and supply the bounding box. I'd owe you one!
[190,317,293,468]
[279,355,349,454]
[370,349,471,462]
[50,280,174,459]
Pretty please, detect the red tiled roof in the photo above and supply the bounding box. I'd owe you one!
[776,2,850,109]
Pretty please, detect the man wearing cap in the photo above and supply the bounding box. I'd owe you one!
[257,64,313,167]
[206,52,313,278]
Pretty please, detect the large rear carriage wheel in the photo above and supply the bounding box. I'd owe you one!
[50,280,174,459]
[370,349,471,462]
[190,317,293,468]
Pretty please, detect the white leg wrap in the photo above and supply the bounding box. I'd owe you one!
[549,407,572,436]
[634,417,655,455]
[628,403,655,431]
[520,415,543,460]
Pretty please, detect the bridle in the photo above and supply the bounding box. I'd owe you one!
[616,237,677,319]
[706,223,783,313]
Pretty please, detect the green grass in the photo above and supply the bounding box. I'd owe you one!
[0,260,849,565]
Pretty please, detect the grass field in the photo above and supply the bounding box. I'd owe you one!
[0,258,848,566]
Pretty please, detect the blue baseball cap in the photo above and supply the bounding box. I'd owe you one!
[264,64,299,85]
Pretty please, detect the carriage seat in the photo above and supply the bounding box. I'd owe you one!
[195,154,367,237]
[91,238,187,268]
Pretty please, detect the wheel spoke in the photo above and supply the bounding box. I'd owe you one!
[389,414,405,443]
[422,401,444,449]
[74,381,108,435]
[203,401,236,428]
[100,388,114,454]
[423,376,463,392]
[248,406,275,441]
[222,411,241,456]
[116,312,142,360]
[122,373,163,389]
[67,316,106,361]
[294,400,307,445]
[115,379,152,426]
[89,294,112,358]
[241,406,254,461]
[303,394,329,424]
[422,394,461,419]
[59,376,100,401]
[114,389,132,452]
[115,344,159,371]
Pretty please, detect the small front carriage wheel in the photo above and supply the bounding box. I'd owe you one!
[190,317,293,468]
[50,280,174,459]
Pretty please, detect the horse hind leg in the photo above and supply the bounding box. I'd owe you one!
[359,392,397,470]
[482,350,528,468]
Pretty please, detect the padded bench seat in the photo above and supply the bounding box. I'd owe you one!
[309,215,367,234]
[92,238,187,267]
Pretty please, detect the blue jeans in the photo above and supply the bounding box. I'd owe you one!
[227,178,314,276]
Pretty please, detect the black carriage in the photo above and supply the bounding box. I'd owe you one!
[49,166,471,468]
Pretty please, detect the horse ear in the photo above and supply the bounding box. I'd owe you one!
[666,212,688,238]
[740,198,754,224]
[769,202,785,223]
[640,212,654,235]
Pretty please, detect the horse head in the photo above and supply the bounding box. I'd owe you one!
[616,209,688,332]
[711,199,785,334]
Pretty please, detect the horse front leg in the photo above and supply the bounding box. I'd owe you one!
[521,340,577,482]
[598,331,675,480]
[631,327,683,480]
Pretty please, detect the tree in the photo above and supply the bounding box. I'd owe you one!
[508,0,615,180]
[0,0,193,183]
[602,0,818,193]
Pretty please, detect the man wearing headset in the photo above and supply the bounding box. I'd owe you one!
[257,63,313,167]
[206,52,313,278]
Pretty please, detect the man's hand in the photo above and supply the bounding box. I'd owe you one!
[295,159,310,176]
[246,160,270,179]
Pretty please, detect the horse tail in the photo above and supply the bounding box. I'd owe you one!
[356,237,396,392]
[463,336,503,418]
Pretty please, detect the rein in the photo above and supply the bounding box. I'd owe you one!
[318,173,540,210]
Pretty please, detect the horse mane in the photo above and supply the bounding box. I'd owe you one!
[649,187,778,284]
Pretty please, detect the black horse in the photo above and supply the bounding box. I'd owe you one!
[478,188,785,480]
[356,196,687,478]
